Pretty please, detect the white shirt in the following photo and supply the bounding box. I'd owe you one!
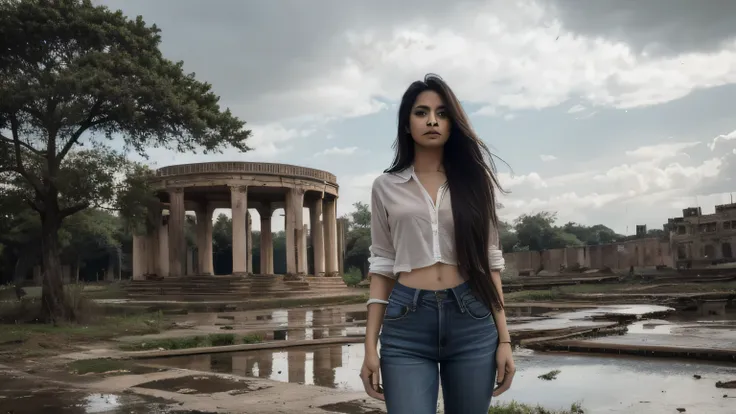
[368,165,505,279]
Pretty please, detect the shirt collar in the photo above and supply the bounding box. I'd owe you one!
[386,165,414,183]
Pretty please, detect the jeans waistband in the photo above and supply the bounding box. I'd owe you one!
[391,280,472,306]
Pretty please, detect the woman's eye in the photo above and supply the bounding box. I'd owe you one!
[437,111,448,118]
[414,110,426,117]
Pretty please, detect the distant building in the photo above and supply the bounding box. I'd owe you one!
[636,224,647,237]
[667,203,736,268]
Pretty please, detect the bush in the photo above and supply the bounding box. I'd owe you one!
[208,333,235,346]
[243,333,264,344]
[342,267,363,286]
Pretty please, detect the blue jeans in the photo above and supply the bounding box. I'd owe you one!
[380,281,499,414]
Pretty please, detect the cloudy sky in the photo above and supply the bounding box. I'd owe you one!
[98,0,736,234]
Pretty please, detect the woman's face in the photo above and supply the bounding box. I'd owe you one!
[408,90,451,149]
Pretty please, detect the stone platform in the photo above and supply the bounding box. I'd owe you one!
[125,274,353,301]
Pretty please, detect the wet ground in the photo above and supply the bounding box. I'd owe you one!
[121,303,675,345]
[5,301,734,413]
[117,306,369,344]
[584,318,736,350]
[143,344,736,413]
[136,303,736,412]
[0,372,207,413]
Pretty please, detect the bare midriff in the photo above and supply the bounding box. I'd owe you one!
[396,262,467,290]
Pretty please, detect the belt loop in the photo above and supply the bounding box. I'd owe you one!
[451,286,466,313]
[411,288,421,312]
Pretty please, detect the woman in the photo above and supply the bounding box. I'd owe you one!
[360,74,515,413]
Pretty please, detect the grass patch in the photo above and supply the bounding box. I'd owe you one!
[0,282,128,302]
[0,299,171,360]
[489,401,585,414]
[67,358,161,376]
[242,333,264,344]
[120,332,265,351]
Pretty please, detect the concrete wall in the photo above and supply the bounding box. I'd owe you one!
[503,237,674,272]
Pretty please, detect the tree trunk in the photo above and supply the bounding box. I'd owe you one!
[40,210,67,323]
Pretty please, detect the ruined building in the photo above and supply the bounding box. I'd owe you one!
[667,203,736,268]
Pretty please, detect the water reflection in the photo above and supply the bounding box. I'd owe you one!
[148,345,736,413]
[190,306,369,342]
[152,344,363,390]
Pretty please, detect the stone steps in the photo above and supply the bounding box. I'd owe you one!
[124,274,351,301]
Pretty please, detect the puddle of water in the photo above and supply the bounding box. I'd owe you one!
[147,344,736,413]
[553,304,674,319]
[171,306,367,334]
[0,389,179,413]
[507,304,673,332]
[587,318,736,350]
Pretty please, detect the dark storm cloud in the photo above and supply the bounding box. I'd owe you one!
[548,0,736,56]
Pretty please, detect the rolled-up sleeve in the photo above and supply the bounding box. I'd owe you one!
[488,221,505,271]
[368,178,397,279]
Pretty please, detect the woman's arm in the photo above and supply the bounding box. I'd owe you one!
[489,270,510,342]
[364,179,398,347]
[488,221,515,397]
[364,274,396,352]
[360,177,398,399]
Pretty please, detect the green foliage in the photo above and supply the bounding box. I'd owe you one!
[120,333,244,351]
[242,333,264,344]
[349,201,371,229]
[512,213,625,252]
[342,267,363,286]
[115,163,158,235]
[488,401,585,414]
[0,0,251,320]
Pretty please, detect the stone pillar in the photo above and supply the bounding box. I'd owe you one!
[296,191,307,275]
[168,188,186,278]
[158,216,169,277]
[285,188,305,277]
[132,234,147,280]
[310,198,325,276]
[258,204,274,275]
[196,203,214,275]
[324,198,338,276]
[147,207,162,277]
[186,248,195,275]
[247,211,253,275]
[300,224,308,275]
[231,186,248,276]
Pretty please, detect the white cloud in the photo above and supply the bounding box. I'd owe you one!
[567,104,586,113]
[129,122,316,168]
[267,2,736,123]
[314,146,359,157]
[624,141,700,161]
[540,154,557,161]
[498,132,736,232]
[499,172,548,189]
[708,129,736,151]
[336,171,383,217]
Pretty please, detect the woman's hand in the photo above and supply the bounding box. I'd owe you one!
[360,349,385,400]
[493,342,515,397]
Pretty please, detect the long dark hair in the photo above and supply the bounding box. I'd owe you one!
[386,73,507,310]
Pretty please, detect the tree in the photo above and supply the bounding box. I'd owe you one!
[349,202,371,229]
[497,220,518,253]
[343,202,372,277]
[0,0,251,322]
